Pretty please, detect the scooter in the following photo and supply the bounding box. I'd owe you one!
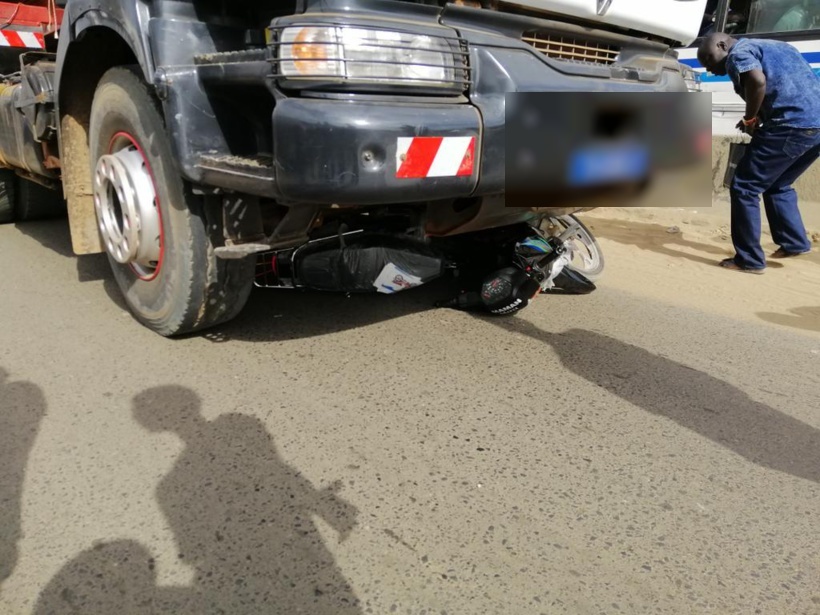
[434,215,599,315]
[252,212,604,317]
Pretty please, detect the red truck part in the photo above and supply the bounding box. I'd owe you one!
[0,1,63,38]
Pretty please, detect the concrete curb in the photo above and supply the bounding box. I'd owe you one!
[711,135,820,200]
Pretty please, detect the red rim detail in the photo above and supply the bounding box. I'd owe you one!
[107,131,165,282]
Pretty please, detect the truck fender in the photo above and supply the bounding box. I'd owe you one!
[54,3,153,255]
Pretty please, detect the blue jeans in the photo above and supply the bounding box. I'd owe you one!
[730,126,820,269]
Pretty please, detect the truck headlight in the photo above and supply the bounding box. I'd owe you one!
[273,25,468,92]
[679,64,702,92]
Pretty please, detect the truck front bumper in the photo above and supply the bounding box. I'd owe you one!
[271,42,695,207]
[273,98,481,205]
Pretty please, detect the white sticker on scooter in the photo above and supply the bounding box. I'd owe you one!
[373,263,423,294]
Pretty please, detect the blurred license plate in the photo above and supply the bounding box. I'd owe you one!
[568,143,649,187]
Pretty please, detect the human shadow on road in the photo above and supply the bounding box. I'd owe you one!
[35,385,362,614]
[493,320,820,484]
[34,540,158,614]
[757,306,820,334]
[0,368,47,587]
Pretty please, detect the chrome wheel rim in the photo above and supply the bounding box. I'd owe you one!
[543,216,601,275]
[94,137,162,280]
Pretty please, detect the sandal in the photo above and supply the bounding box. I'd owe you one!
[719,258,765,274]
[770,247,811,259]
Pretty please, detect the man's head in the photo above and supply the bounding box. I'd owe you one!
[133,385,203,437]
[697,33,736,76]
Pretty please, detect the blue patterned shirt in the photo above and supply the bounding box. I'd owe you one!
[726,38,820,128]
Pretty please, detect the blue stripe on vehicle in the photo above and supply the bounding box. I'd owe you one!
[678,51,820,70]
[699,73,731,82]
[697,67,820,83]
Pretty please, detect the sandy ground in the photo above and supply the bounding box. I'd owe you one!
[582,197,820,338]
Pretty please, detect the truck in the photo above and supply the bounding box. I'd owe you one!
[0,0,708,336]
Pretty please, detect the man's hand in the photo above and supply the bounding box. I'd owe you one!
[736,118,757,136]
[739,69,766,134]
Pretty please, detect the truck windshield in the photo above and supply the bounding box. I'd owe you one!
[699,0,819,36]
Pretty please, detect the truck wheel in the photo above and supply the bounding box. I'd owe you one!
[89,66,253,336]
[0,169,15,224]
[14,179,66,221]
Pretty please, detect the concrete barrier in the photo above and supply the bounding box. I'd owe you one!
[712,135,820,200]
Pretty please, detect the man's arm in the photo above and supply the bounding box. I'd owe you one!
[740,69,766,121]
[736,69,766,134]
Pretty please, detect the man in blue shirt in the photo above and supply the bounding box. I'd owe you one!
[698,33,820,273]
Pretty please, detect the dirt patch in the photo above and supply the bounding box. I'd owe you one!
[581,205,820,338]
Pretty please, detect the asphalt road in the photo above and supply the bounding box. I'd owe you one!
[1,219,819,615]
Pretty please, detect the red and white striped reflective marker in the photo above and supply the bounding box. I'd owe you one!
[396,136,476,179]
[0,31,45,49]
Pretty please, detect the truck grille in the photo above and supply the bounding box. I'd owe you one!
[522,32,619,66]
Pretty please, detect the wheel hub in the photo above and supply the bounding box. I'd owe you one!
[94,145,161,277]
[543,216,601,276]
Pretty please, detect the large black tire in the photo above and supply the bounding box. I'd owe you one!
[14,178,66,221]
[89,66,254,336]
[0,169,15,224]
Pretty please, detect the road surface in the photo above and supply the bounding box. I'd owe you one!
[1,218,818,614]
